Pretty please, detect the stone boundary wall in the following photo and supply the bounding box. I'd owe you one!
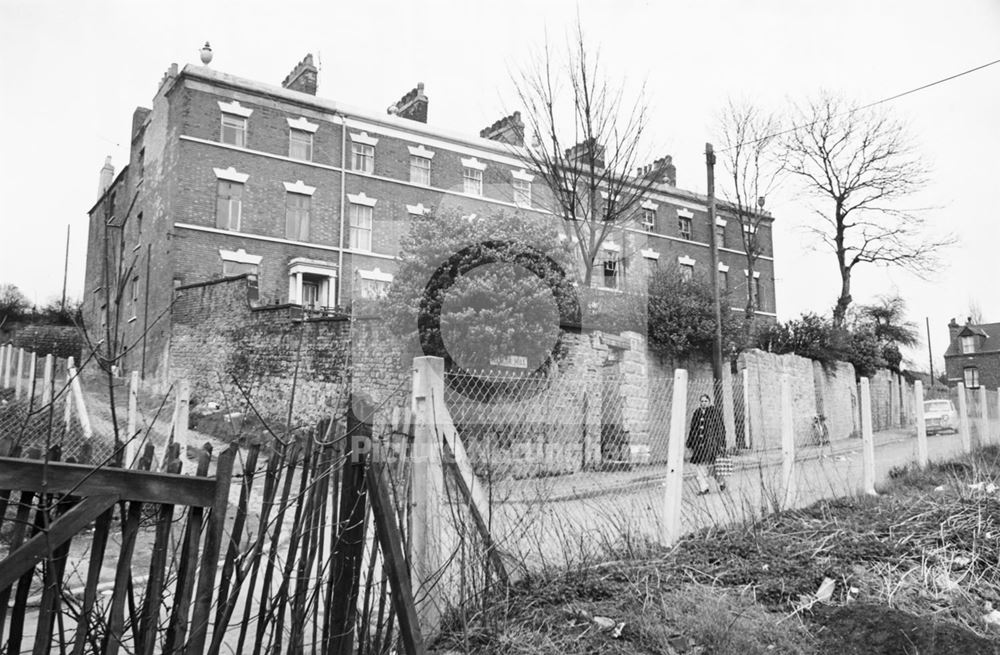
[168,275,413,426]
[812,360,860,442]
[742,349,915,448]
[166,276,667,475]
[740,350,818,449]
[166,277,919,471]
[4,324,83,361]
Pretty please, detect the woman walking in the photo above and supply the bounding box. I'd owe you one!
[687,393,728,494]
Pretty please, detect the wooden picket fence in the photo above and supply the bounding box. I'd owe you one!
[0,391,427,654]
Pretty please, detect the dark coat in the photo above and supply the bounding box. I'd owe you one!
[687,405,726,464]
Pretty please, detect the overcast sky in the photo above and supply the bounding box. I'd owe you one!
[1,0,998,371]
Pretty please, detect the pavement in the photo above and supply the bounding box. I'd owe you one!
[487,425,993,570]
[494,426,929,504]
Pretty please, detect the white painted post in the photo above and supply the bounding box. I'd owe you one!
[956,382,971,454]
[67,357,93,440]
[742,368,752,449]
[27,351,37,401]
[995,389,1000,445]
[171,379,190,470]
[1,344,11,388]
[859,378,877,496]
[409,356,448,632]
[780,373,796,508]
[914,380,928,469]
[14,348,24,399]
[41,354,53,406]
[63,366,72,430]
[662,368,688,546]
[125,371,139,467]
[978,385,989,448]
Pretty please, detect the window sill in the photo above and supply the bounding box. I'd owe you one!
[128,316,138,324]
[133,243,142,252]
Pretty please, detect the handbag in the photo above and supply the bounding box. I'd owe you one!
[714,455,734,478]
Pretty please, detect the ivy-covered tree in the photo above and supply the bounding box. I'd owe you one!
[854,294,919,372]
[381,209,579,373]
[645,265,740,365]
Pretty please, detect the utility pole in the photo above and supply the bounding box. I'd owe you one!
[706,143,724,388]
[61,224,70,312]
[926,317,934,387]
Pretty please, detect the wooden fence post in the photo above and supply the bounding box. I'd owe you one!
[409,356,448,633]
[780,373,797,508]
[67,357,93,440]
[15,348,24,399]
[27,352,36,401]
[126,371,139,467]
[860,377,877,496]
[914,380,928,469]
[662,368,688,546]
[956,382,972,454]
[978,385,990,447]
[41,354,53,407]
[328,395,373,655]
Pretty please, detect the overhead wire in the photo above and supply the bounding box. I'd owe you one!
[718,56,1000,152]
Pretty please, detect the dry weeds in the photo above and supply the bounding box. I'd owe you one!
[435,447,1000,654]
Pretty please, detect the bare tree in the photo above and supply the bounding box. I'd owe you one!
[968,299,984,325]
[783,92,953,328]
[511,22,665,286]
[717,100,783,341]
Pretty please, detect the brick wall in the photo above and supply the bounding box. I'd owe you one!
[946,352,1000,390]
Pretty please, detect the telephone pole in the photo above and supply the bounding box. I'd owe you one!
[61,224,70,312]
[926,317,934,387]
[706,143,724,387]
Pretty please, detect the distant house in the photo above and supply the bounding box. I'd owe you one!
[944,318,1000,389]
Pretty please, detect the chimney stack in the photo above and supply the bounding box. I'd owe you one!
[387,83,428,123]
[948,317,961,344]
[281,54,318,95]
[480,111,525,146]
[636,155,676,186]
[653,155,676,186]
[565,138,605,169]
[131,107,151,141]
[98,156,114,198]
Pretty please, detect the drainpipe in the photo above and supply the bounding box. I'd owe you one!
[336,112,348,307]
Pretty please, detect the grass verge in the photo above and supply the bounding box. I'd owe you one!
[435,447,1000,654]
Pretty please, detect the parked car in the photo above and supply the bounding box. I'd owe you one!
[923,399,957,435]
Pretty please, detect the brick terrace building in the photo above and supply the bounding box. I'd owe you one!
[82,53,778,381]
[944,318,1000,389]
